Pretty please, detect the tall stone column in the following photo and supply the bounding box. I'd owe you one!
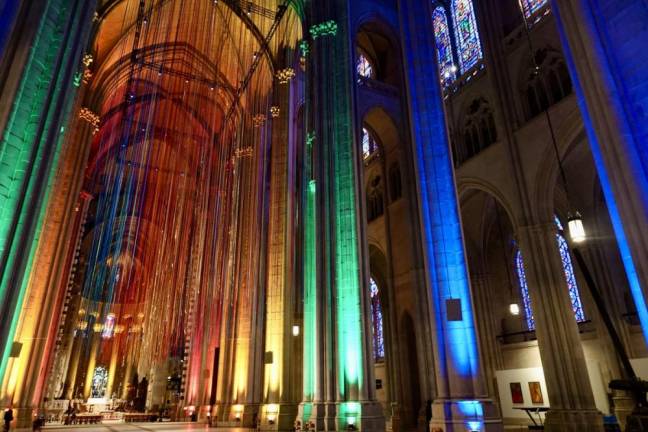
[397,1,501,430]
[298,1,384,431]
[470,274,504,401]
[214,98,269,428]
[6,116,96,423]
[517,222,603,431]
[105,338,120,400]
[63,334,83,399]
[44,190,93,402]
[0,0,97,423]
[83,332,101,400]
[261,80,299,430]
[549,0,648,345]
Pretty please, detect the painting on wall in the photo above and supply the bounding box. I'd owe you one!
[529,381,544,404]
[510,382,524,404]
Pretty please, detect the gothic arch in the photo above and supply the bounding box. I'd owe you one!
[457,178,517,228]
[517,46,573,121]
[354,18,403,87]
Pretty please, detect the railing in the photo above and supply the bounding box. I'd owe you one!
[497,320,593,345]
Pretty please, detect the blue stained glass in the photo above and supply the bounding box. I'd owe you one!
[432,6,455,84]
[554,216,586,323]
[356,53,373,79]
[451,0,483,73]
[515,250,535,330]
[370,278,385,361]
[362,127,378,159]
[521,0,548,19]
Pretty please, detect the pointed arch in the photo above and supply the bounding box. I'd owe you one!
[370,277,385,361]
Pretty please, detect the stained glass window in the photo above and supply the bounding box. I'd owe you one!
[102,314,115,339]
[515,217,586,331]
[555,216,586,323]
[357,53,373,80]
[91,366,108,398]
[362,127,378,159]
[432,6,456,83]
[521,0,548,19]
[515,249,535,330]
[370,277,385,361]
[451,0,483,73]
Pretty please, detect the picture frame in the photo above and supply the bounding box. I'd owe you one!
[529,381,544,404]
[510,382,524,404]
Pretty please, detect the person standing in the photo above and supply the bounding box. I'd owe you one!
[3,408,13,431]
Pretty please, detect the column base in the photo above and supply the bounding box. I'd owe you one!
[213,402,260,428]
[297,401,385,431]
[543,408,604,432]
[296,401,328,431]
[388,402,400,432]
[12,406,35,428]
[612,391,635,431]
[259,402,298,431]
[428,399,502,432]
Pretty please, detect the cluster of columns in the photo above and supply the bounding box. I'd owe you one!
[468,0,648,430]
[298,0,383,430]
[397,0,502,430]
[550,0,648,341]
[0,0,97,425]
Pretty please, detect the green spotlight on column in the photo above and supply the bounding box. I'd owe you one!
[303,180,317,400]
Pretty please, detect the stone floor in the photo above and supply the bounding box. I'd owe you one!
[35,423,235,432]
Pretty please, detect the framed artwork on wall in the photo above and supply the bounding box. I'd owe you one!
[529,381,544,404]
[510,382,524,404]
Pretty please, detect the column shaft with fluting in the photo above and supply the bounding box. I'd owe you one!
[397,0,502,429]
[299,0,384,430]
[517,222,603,431]
[550,0,648,345]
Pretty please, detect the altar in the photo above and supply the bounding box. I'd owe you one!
[86,397,110,413]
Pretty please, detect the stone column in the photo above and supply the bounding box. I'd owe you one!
[83,332,101,400]
[214,95,270,429]
[261,79,299,431]
[298,1,384,431]
[0,0,97,424]
[396,1,501,430]
[470,274,504,400]
[517,222,603,431]
[63,334,83,400]
[105,338,120,400]
[549,0,648,345]
[45,190,93,401]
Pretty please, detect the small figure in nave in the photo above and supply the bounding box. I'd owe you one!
[3,407,13,432]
